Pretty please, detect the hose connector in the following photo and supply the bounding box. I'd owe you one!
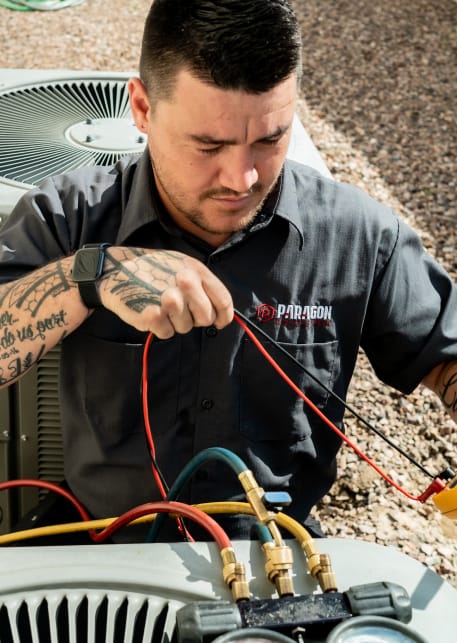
[302,538,322,579]
[261,540,295,597]
[316,553,338,593]
[238,470,273,524]
[220,547,250,602]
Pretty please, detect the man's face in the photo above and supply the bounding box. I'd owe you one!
[129,69,297,247]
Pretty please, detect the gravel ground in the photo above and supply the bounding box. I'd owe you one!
[0,0,456,587]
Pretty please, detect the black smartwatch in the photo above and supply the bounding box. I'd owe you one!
[72,243,112,309]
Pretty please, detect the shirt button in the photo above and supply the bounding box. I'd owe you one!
[206,326,218,337]
[201,398,214,410]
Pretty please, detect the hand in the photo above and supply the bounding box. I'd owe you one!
[98,247,233,338]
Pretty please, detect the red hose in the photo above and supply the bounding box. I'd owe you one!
[91,500,232,548]
[0,479,91,521]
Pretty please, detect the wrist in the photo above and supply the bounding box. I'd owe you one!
[71,243,112,309]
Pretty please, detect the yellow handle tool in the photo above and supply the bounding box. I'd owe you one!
[433,473,457,519]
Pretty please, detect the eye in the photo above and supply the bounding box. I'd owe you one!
[260,135,282,147]
[199,146,223,156]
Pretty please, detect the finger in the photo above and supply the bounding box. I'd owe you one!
[200,273,234,329]
[160,286,195,334]
[175,268,218,327]
[177,261,233,328]
[151,318,176,340]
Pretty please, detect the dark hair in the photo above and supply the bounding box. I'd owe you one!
[139,0,302,97]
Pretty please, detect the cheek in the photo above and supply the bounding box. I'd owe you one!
[257,150,286,180]
[184,157,220,188]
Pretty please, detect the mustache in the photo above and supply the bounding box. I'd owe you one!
[201,184,263,200]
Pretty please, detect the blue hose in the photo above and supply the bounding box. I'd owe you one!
[146,447,249,543]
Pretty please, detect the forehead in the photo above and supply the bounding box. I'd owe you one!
[153,68,298,141]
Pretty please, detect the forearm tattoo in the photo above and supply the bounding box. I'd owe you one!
[3,260,70,314]
[439,369,457,413]
[105,248,183,313]
[0,260,72,384]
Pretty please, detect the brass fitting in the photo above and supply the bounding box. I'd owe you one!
[238,470,272,524]
[316,554,338,593]
[302,539,323,579]
[220,547,250,602]
[262,540,295,597]
[301,539,338,592]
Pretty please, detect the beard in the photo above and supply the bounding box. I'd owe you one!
[152,159,278,240]
[184,187,270,236]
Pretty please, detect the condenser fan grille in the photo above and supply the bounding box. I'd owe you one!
[0,77,146,186]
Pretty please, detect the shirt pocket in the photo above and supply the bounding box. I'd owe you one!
[239,337,340,443]
[62,330,182,456]
[78,335,145,447]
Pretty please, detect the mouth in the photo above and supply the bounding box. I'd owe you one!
[209,192,258,211]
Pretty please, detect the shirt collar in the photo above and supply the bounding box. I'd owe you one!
[273,160,305,247]
[117,151,305,247]
[116,149,161,244]
[241,161,305,248]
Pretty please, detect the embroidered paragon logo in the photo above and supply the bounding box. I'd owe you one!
[256,304,276,322]
[256,303,333,328]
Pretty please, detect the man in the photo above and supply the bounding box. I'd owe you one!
[0,0,456,542]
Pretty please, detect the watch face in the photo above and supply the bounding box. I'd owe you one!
[73,248,103,282]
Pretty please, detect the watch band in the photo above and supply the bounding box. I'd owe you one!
[78,280,104,310]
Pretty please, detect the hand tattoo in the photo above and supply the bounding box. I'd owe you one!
[104,249,184,312]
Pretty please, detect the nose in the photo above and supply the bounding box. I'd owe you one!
[218,147,259,193]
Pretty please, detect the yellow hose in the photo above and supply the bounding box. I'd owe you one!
[0,501,337,589]
[0,514,153,544]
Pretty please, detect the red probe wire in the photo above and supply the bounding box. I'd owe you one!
[233,313,446,502]
[142,331,169,499]
[141,316,445,504]
[142,332,194,541]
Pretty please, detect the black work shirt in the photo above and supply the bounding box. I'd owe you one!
[1,150,457,538]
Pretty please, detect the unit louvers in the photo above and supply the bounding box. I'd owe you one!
[0,588,177,643]
[36,346,64,487]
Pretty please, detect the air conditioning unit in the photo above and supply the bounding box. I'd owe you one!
[0,537,455,643]
[0,68,331,533]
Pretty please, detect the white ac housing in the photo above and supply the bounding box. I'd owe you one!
[0,538,455,642]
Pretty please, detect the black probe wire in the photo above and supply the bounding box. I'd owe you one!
[233,308,435,480]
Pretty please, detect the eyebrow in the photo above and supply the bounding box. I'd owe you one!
[189,124,291,146]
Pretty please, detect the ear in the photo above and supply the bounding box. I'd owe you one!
[128,77,151,133]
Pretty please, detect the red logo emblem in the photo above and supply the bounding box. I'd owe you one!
[256,304,276,322]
